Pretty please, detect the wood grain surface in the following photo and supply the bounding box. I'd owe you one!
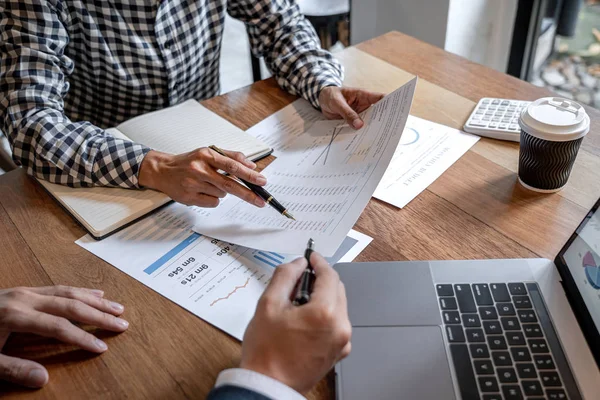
[1,31,599,399]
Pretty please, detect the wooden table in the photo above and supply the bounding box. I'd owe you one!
[1,31,599,399]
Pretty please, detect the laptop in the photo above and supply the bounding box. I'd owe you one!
[334,196,600,400]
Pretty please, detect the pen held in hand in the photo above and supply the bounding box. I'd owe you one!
[293,238,315,306]
[208,145,295,220]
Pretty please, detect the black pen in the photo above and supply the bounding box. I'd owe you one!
[208,145,295,220]
[293,238,315,305]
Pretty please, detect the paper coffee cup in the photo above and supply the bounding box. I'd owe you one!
[518,97,590,193]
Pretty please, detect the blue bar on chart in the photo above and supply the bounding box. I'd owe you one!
[253,251,285,268]
[144,232,202,275]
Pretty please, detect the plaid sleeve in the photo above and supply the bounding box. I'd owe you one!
[0,0,150,188]
[227,0,344,109]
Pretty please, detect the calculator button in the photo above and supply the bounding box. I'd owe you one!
[482,99,490,104]
[485,112,494,117]
[498,107,507,111]
[489,122,498,128]
[499,123,508,129]
[509,125,519,131]
[501,118,511,123]
[508,107,516,112]
[482,117,491,122]
[492,99,500,105]
[470,122,488,127]
[476,109,484,114]
[494,112,503,117]
[501,100,510,106]
[491,118,500,122]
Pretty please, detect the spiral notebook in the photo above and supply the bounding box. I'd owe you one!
[38,100,272,240]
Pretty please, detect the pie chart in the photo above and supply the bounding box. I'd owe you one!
[583,251,600,290]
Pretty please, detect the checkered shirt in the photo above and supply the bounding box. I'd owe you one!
[0,0,343,188]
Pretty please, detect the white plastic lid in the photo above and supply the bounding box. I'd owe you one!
[519,97,590,142]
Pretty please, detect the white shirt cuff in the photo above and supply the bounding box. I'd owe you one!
[215,368,306,400]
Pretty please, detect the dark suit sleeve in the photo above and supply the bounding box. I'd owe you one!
[206,385,272,400]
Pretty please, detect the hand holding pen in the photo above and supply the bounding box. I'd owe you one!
[294,238,316,305]
[209,145,295,220]
[241,246,351,394]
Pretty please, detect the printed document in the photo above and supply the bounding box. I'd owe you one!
[76,203,372,340]
[194,78,417,256]
[373,116,480,208]
[247,100,479,210]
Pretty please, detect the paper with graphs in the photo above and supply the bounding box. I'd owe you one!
[193,78,416,256]
[373,116,479,208]
[77,202,372,340]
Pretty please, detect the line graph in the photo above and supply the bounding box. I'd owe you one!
[313,125,344,166]
[210,278,251,306]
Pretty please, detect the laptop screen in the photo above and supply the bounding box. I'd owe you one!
[556,196,600,366]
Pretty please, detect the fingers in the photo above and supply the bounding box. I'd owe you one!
[334,93,363,129]
[26,286,104,299]
[209,171,266,208]
[359,90,385,107]
[16,311,109,353]
[262,257,308,303]
[33,295,129,333]
[208,149,266,186]
[24,285,124,316]
[338,341,352,361]
[0,354,48,388]
[221,149,257,170]
[308,252,340,306]
[195,182,227,199]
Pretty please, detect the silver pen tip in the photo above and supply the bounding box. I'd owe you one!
[307,238,314,249]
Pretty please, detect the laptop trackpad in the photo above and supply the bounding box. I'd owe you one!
[337,326,456,400]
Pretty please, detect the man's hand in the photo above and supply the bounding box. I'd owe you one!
[0,286,128,388]
[138,147,267,208]
[240,253,351,394]
[319,86,385,130]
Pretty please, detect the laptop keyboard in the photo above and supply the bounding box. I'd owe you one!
[436,282,581,400]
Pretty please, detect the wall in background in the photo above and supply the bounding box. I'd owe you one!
[351,0,450,48]
[444,0,518,73]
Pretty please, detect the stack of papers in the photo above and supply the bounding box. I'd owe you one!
[193,78,418,256]
[77,202,372,339]
[76,77,480,341]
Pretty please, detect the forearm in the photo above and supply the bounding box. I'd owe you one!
[2,94,150,188]
[1,0,150,188]
[228,0,344,108]
[208,369,305,400]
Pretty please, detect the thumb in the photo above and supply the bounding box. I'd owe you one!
[334,93,363,130]
[0,354,48,388]
[262,257,307,303]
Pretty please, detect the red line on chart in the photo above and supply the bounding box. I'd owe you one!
[210,278,251,307]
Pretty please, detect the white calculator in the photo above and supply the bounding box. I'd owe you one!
[463,98,531,142]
